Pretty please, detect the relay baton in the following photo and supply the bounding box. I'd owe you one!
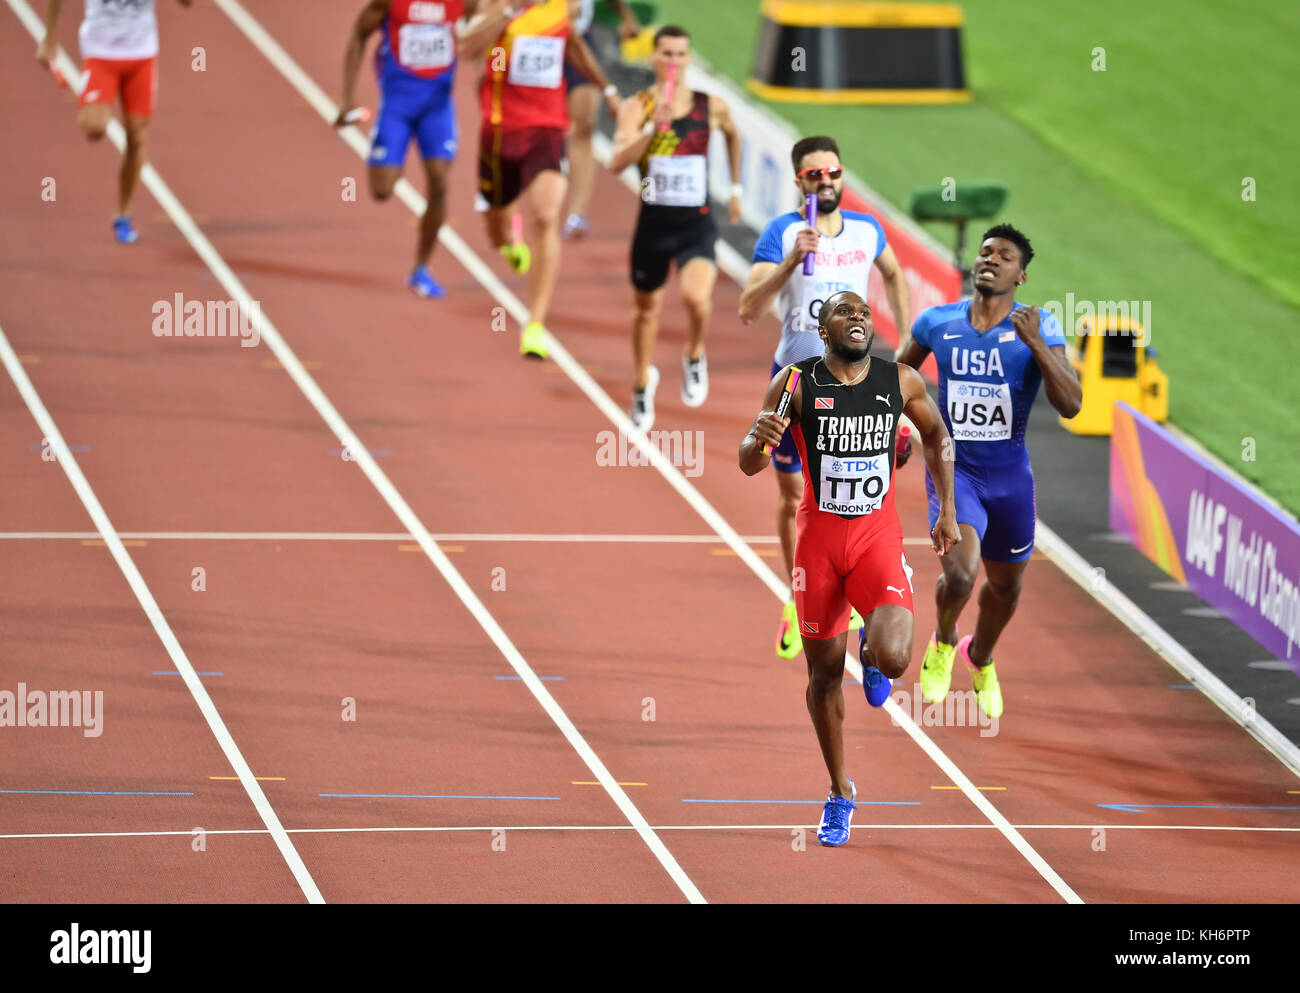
[658,60,677,132]
[801,192,817,275]
[762,367,802,455]
[895,424,913,463]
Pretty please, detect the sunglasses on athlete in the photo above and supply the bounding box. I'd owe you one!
[797,166,844,182]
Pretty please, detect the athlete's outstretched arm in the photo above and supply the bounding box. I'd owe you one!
[564,32,619,115]
[874,245,911,348]
[609,94,659,173]
[739,367,799,476]
[710,96,743,224]
[35,0,64,64]
[335,0,389,127]
[1009,306,1083,418]
[900,365,960,554]
[894,317,931,368]
[459,0,529,60]
[737,228,818,324]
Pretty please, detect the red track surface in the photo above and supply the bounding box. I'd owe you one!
[2,2,1297,903]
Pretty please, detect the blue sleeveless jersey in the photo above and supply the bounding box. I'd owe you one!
[910,300,1066,467]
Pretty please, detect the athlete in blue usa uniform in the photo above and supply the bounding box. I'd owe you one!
[739,135,911,662]
[337,0,477,299]
[896,224,1082,719]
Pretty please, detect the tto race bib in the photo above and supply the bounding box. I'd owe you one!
[818,454,891,516]
[508,35,565,88]
[646,155,707,207]
[947,379,1012,441]
[399,22,453,69]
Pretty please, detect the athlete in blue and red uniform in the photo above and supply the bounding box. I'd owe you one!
[896,224,1082,719]
[337,0,476,298]
[741,290,959,847]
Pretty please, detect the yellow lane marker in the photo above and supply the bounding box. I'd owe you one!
[712,548,777,558]
[17,355,39,364]
[398,543,463,552]
[210,776,286,781]
[82,539,147,547]
[572,781,647,787]
[932,785,1006,791]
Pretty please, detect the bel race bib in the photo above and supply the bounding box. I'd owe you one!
[947,379,1012,441]
[646,155,707,207]
[508,35,565,88]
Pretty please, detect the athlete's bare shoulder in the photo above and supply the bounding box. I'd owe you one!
[897,362,927,402]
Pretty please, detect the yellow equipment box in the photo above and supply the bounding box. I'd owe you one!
[1061,314,1168,435]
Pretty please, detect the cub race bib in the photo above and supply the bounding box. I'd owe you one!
[818,455,891,516]
[646,155,707,207]
[947,379,1012,441]
[399,22,454,70]
[507,35,565,88]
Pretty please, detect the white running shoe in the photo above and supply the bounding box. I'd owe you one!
[681,351,708,407]
[631,365,659,433]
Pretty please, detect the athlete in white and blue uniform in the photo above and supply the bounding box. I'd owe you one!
[897,224,1082,719]
[337,0,476,298]
[739,135,911,661]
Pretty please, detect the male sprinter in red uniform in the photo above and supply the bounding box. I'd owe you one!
[336,0,476,299]
[37,0,193,244]
[740,290,959,847]
[460,0,619,359]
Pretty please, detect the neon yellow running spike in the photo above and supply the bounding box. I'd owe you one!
[775,600,802,660]
[969,661,1004,719]
[957,635,1003,718]
[848,607,865,631]
[520,321,548,360]
[501,241,531,275]
[919,631,957,704]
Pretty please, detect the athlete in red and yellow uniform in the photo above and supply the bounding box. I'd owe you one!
[36,0,194,244]
[459,0,619,359]
[740,290,959,847]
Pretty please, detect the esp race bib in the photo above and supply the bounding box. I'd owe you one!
[818,454,891,516]
[647,155,707,207]
[399,22,454,69]
[508,35,565,88]
[947,379,1012,441]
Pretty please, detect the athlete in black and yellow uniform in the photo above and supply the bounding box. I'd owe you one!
[608,25,742,431]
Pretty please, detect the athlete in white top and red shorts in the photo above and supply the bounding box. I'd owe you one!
[37,0,193,244]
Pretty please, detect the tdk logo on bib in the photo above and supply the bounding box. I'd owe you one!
[948,379,1012,441]
[820,456,889,516]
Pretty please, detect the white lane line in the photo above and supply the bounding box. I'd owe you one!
[0,326,325,905]
[1035,526,1300,782]
[212,0,1081,904]
[8,0,704,907]
[4,823,1298,841]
